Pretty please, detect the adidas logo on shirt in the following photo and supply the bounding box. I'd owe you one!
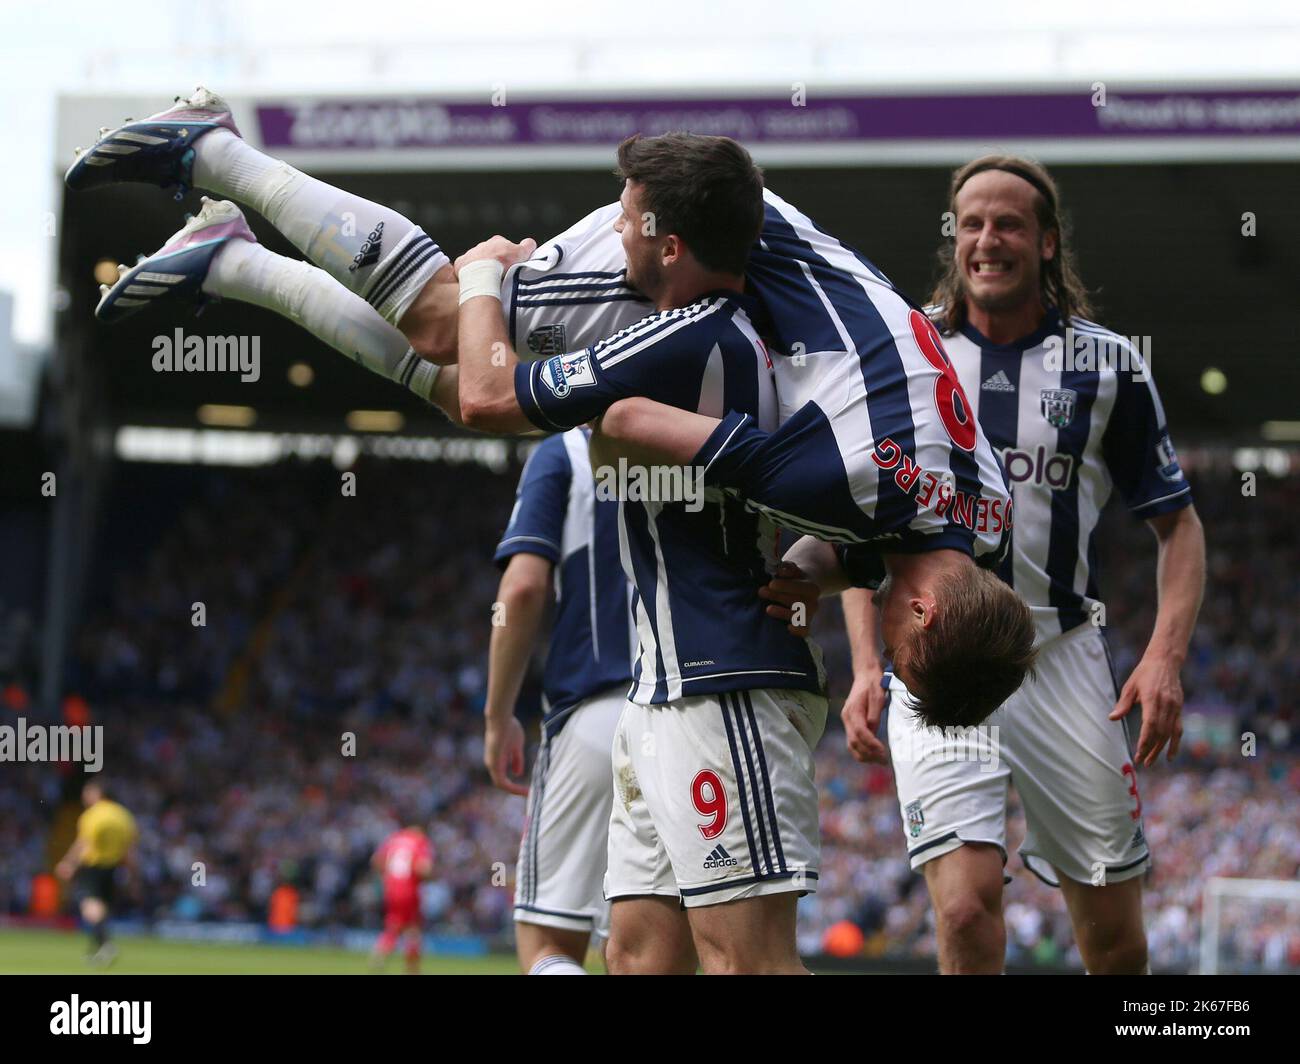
[982,369,1016,393]
[703,843,738,869]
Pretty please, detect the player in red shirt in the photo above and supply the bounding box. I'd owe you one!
[370,823,435,974]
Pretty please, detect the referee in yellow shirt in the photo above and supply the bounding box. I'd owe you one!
[56,781,137,965]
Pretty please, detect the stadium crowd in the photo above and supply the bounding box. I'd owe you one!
[2,458,1296,971]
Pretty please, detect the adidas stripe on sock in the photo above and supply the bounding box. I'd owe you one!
[202,239,440,401]
[192,131,449,325]
[359,227,447,325]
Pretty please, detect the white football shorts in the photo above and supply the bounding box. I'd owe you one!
[605,687,827,908]
[888,622,1150,887]
[514,685,626,936]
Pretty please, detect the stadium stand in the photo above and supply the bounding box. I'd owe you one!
[3,460,1296,971]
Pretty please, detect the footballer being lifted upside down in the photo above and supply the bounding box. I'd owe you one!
[68,88,1034,735]
[453,134,1035,973]
[68,92,1036,973]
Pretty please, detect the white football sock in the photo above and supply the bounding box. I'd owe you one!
[528,954,587,976]
[192,131,449,325]
[201,238,440,401]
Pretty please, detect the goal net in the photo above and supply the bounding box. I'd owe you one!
[1199,877,1300,974]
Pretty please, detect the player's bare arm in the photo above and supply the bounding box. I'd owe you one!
[839,588,890,764]
[775,537,892,757]
[591,396,718,468]
[456,237,540,433]
[589,404,824,637]
[782,536,850,595]
[483,552,553,796]
[1111,504,1206,765]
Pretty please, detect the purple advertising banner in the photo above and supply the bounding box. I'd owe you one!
[256,89,1300,151]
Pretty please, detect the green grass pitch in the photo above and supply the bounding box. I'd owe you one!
[0,927,522,975]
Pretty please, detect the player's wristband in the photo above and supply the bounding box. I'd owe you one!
[457,260,505,304]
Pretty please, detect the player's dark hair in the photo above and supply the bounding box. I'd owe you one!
[616,133,765,276]
[930,154,1094,334]
[901,566,1037,730]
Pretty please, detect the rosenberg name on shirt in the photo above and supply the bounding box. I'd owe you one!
[871,437,1011,536]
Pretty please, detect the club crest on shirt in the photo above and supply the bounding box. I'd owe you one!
[1040,387,1077,428]
[905,799,925,839]
[540,352,596,398]
[527,324,567,358]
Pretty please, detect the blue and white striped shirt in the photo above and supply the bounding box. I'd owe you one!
[938,308,1193,643]
[504,187,1015,586]
[494,428,635,733]
[514,292,826,705]
[742,190,1013,563]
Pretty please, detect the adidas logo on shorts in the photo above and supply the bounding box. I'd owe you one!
[703,843,738,869]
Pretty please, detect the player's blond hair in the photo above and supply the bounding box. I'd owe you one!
[900,565,1037,730]
[929,154,1094,335]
